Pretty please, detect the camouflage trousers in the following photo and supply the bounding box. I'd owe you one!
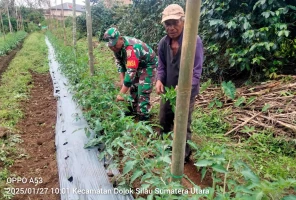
[128,65,156,118]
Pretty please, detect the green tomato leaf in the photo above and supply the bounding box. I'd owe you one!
[212,164,228,173]
[147,194,153,200]
[201,167,207,180]
[117,141,125,148]
[282,195,296,200]
[141,173,152,183]
[123,160,137,175]
[241,169,260,183]
[255,191,264,200]
[161,156,171,164]
[140,183,150,190]
[194,159,213,167]
[107,148,113,157]
[130,170,143,184]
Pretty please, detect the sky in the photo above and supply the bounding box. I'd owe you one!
[50,0,86,7]
[15,0,87,8]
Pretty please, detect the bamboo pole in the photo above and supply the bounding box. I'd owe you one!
[72,0,76,48]
[171,0,202,182]
[48,0,52,30]
[55,0,58,29]
[85,0,94,75]
[61,0,66,45]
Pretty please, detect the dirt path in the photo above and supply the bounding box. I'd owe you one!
[10,71,59,200]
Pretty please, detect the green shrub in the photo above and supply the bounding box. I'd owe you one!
[0,31,27,56]
[27,22,40,32]
[199,0,296,80]
[92,0,296,80]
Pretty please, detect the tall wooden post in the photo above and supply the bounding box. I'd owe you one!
[48,0,52,30]
[55,0,58,29]
[61,0,66,45]
[72,0,76,48]
[171,0,202,182]
[85,0,94,75]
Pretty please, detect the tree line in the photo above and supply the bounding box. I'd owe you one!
[0,0,46,34]
[4,0,294,81]
[75,0,296,81]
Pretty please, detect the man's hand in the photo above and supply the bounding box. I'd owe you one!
[155,80,164,95]
[116,94,124,101]
[116,84,129,101]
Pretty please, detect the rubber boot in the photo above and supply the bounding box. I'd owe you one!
[124,106,134,116]
[138,115,150,121]
[184,150,192,164]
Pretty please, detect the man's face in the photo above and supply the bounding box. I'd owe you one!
[164,19,184,39]
[109,37,124,53]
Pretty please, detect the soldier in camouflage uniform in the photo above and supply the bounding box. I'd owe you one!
[103,27,158,121]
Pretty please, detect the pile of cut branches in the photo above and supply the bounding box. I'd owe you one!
[196,76,296,139]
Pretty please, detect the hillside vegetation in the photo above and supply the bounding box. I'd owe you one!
[76,0,296,81]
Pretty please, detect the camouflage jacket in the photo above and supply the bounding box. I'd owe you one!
[114,36,157,87]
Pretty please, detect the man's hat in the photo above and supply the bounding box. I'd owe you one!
[103,27,120,47]
[161,4,185,23]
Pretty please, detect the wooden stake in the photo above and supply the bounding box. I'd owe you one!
[85,0,94,75]
[72,0,77,48]
[171,0,202,182]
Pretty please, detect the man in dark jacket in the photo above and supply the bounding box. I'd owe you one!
[155,4,204,163]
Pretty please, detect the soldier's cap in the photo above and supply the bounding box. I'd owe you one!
[161,4,185,23]
[103,27,120,47]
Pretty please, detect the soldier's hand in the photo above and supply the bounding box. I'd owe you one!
[116,94,124,101]
[155,80,164,95]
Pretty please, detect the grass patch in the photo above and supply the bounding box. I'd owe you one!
[191,108,296,181]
